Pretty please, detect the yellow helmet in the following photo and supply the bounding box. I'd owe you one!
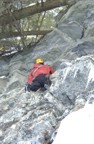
[35,58,44,64]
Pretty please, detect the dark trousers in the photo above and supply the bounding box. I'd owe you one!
[28,74,51,92]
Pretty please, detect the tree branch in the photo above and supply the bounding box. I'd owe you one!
[0,30,52,39]
[0,0,67,26]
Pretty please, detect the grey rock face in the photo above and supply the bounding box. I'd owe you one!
[1,55,94,143]
[1,0,94,143]
[0,77,8,94]
[0,60,9,76]
[72,41,94,57]
[61,40,94,60]
[50,56,94,103]
[57,21,84,40]
[60,0,94,27]
[6,70,27,92]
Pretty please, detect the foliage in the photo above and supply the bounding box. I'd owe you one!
[0,0,63,56]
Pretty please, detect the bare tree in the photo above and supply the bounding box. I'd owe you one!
[0,0,67,26]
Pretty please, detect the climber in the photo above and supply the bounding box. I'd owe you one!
[25,58,55,92]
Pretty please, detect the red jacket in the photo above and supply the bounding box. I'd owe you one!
[27,64,55,84]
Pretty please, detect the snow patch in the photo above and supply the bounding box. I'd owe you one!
[52,104,94,144]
